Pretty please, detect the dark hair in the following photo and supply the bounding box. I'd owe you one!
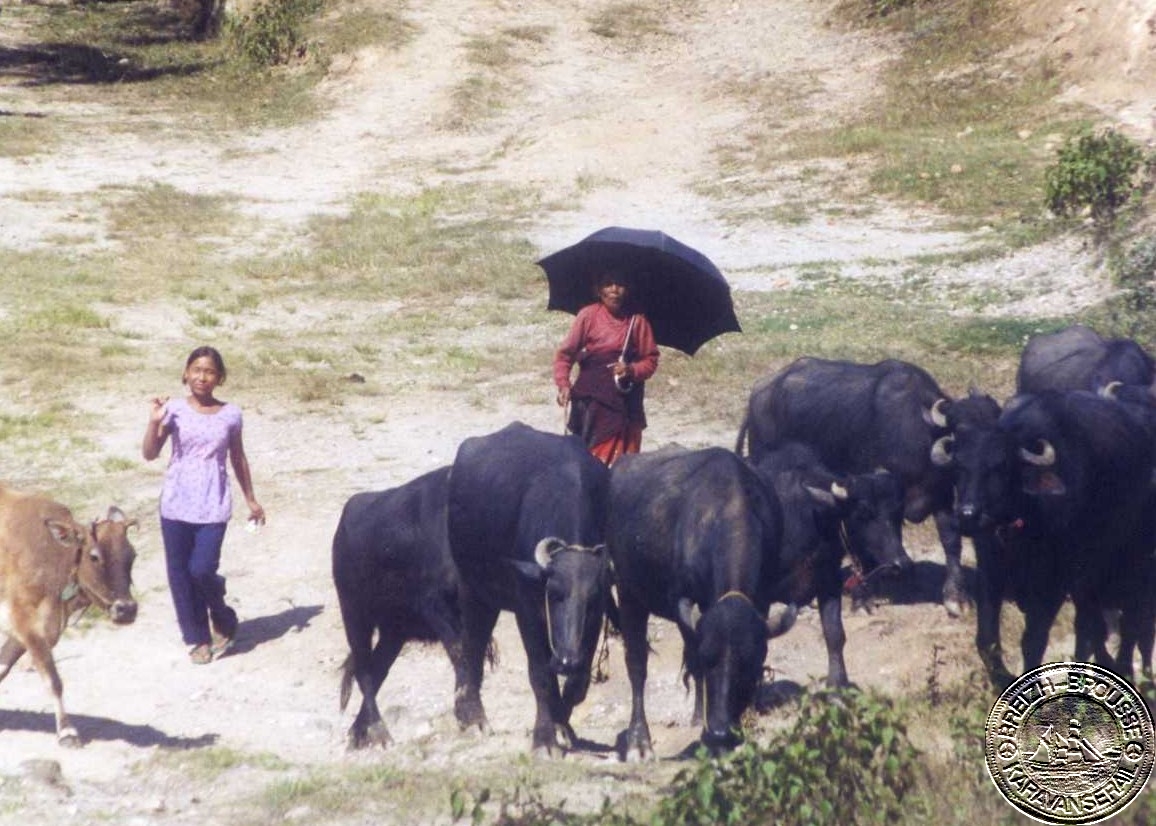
[184,346,227,384]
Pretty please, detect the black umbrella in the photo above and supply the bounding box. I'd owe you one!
[536,226,741,356]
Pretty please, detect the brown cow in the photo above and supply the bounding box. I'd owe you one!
[0,487,138,746]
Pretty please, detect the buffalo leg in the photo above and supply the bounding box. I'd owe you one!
[973,532,1013,689]
[1020,594,1064,674]
[817,591,850,688]
[349,632,403,749]
[934,510,968,617]
[617,596,654,762]
[422,598,477,732]
[1073,598,1113,671]
[511,607,566,757]
[456,595,497,735]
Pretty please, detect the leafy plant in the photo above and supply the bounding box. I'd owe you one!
[1044,128,1148,228]
[653,688,924,826]
[224,0,323,67]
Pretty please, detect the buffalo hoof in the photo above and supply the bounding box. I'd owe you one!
[554,722,575,751]
[942,586,972,619]
[531,734,563,760]
[454,696,491,735]
[615,729,654,763]
[347,721,392,751]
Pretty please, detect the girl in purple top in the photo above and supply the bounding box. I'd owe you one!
[142,346,266,665]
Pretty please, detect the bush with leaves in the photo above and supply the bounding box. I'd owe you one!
[1044,128,1148,229]
[224,0,323,67]
[653,688,924,826]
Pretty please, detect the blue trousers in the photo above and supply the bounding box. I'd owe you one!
[161,518,230,647]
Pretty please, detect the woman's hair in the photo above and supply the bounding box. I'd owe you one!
[593,268,630,289]
[184,345,227,384]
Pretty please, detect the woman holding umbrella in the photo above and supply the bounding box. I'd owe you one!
[553,269,660,466]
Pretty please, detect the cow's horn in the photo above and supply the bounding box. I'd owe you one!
[533,537,566,568]
[930,435,955,466]
[107,506,127,522]
[928,398,950,428]
[1019,439,1056,467]
[829,481,848,501]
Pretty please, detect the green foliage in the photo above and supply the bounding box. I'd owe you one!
[224,0,323,67]
[1044,128,1148,227]
[1101,234,1156,339]
[653,688,924,826]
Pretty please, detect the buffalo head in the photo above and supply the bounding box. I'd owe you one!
[513,537,612,677]
[678,593,797,752]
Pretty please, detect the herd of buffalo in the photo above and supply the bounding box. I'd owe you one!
[331,323,1156,760]
[3,324,1154,757]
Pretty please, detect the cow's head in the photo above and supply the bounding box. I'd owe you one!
[513,537,612,677]
[77,506,139,625]
[679,594,797,752]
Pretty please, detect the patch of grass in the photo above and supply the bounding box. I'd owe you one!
[716,0,1083,240]
[441,26,548,131]
[588,2,673,40]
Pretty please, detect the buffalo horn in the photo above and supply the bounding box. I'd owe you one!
[1018,439,1056,467]
[765,603,798,639]
[927,398,950,428]
[829,481,848,501]
[1098,381,1122,399]
[533,537,568,569]
[930,435,955,466]
[677,597,702,631]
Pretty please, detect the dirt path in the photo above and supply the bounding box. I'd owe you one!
[1,0,1152,822]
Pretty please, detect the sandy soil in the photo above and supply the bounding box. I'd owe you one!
[1,0,1155,823]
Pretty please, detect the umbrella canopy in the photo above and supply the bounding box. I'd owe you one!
[536,226,741,356]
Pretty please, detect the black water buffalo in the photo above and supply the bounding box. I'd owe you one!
[943,390,1156,687]
[607,447,792,759]
[333,466,482,750]
[447,422,612,757]
[1017,324,1155,395]
[753,442,910,689]
[736,357,968,615]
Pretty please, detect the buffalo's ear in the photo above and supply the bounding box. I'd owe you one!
[1022,470,1067,497]
[510,559,547,582]
[804,485,838,509]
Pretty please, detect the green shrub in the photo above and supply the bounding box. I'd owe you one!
[1105,234,1156,337]
[1044,128,1147,227]
[653,688,924,826]
[224,0,323,67]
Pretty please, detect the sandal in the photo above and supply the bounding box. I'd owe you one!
[190,644,213,665]
[211,607,238,657]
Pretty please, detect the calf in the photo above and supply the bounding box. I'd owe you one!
[753,442,910,689]
[334,467,488,750]
[447,422,613,757]
[608,447,793,759]
[0,492,138,746]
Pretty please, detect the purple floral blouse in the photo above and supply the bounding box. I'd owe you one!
[159,397,242,524]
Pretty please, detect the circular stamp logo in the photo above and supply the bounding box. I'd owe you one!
[985,662,1154,824]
